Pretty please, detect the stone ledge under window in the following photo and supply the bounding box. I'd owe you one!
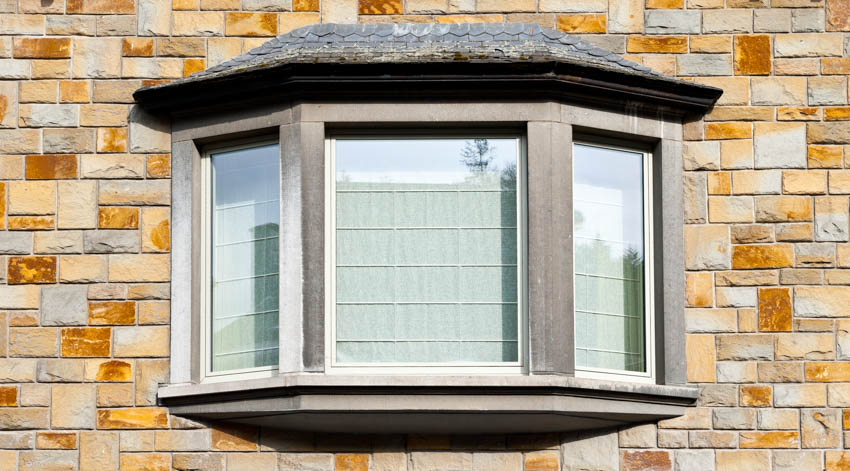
[159,375,698,434]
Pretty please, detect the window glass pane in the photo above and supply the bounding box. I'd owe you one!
[574,144,646,373]
[335,138,519,364]
[210,144,279,372]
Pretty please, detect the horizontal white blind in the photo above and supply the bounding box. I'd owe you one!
[210,144,280,372]
[574,143,647,373]
[334,138,520,364]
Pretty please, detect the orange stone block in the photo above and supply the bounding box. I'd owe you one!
[827,0,850,31]
[141,80,171,88]
[36,432,76,449]
[95,360,133,381]
[732,245,794,269]
[359,0,402,14]
[224,12,278,37]
[626,36,688,53]
[0,182,5,230]
[524,452,559,471]
[89,301,136,325]
[211,423,258,451]
[806,362,850,382]
[66,0,135,13]
[96,128,128,153]
[0,386,17,407]
[734,35,771,76]
[61,328,111,357]
[705,122,752,140]
[8,256,57,284]
[336,454,369,471]
[98,207,139,229]
[122,38,154,57]
[739,431,799,448]
[708,172,731,195]
[59,81,90,103]
[827,451,850,471]
[620,450,672,471]
[13,38,71,59]
[293,0,318,9]
[97,408,168,429]
[25,154,77,180]
[646,0,683,7]
[823,58,850,75]
[826,107,850,121]
[778,107,820,121]
[740,384,772,407]
[184,58,205,77]
[809,145,843,168]
[844,410,850,429]
[146,154,170,178]
[556,14,607,34]
[758,288,792,332]
[8,216,54,230]
[120,453,170,471]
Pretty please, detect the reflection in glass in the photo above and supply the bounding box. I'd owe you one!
[334,138,519,364]
[210,144,279,372]
[574,144,646,373]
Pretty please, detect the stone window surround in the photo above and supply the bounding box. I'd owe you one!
[163,99,695,433]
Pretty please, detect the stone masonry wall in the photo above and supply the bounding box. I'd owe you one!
[1,0,850,469]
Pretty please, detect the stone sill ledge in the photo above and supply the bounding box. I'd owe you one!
[159,375,698,434]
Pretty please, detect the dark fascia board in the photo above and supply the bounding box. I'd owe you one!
[159,375,698,434]
[133,61,722,118]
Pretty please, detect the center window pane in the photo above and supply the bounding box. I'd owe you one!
[334,137,520,365]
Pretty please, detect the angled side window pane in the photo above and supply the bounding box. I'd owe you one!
[574,143,648,374]
[333,137,521,365]
[210,144,280,373]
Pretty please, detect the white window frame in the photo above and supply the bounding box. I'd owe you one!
[324,133,529,375]
[200,138,281,383]
[572,141,656,384]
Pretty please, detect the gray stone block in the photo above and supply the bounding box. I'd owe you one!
[677,54,733,76]
[645,10,701,34]
[41,285,88,326]
[84,230,140,253]
[36,359,85,383]
[792,8,825,33]
[674,450,713,471]
[0,232,32,255]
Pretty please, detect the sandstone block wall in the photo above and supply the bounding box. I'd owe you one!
[2,0,850,469]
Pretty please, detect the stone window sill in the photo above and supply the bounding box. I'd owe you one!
[159,375,698,434]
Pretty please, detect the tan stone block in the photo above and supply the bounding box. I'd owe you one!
[138,301,168,325]
[108,254,169,282]
[121,58,183,79]
[739,431,798,449]
[80,431,119,471]
[684,141,720,170]
[555,14,606,33]
[79,104,127,127]
[685,225,730,270]
[81,154,144,179]
[827,270,850,284]
[19,81,57,104]
[58,181,96,229]
[778,107,820,121]
[738,308,757,332]
[796,286,850,317]
[276,11,320,34]
[608,0,642,32]
[9,327,57,357]
[98,180,170,205]
[113,326,168,357]
[776,223,813,242]
[20,383,49,406]
[659,407,711,429]
[775,32,843,57]
[96,128,127,153]
[51,384,95,429]
[782,170,825,195]
[72,38,121,79]
[775,333,833,360]
[127,284,169,300]
[690,35,731,53]
[224,12,277,36]
[709,196,752,223]
[0,155,23,180]
[97,384,134,407]
[60,327,110,357]
[626,36,687,53]
[686,334,715,382]
[815,196,849,242]
[732,244,794,269]
[173,11,224,36]
[97,408,168,429]
[733,170,781,195]
[36,432,76,450]
[731,225,773,244]
[800,409,841,448]
[120,453,169,471]
[721,140,753,169]
[59,255,106,283]
[32,60,69,79]
[134,359,168,406]
[751,77,806,107]
[755,196,811,222]
[66,0,134,13]
[89,301,135,325]
[734,35,771,75]
[686,308,737,333]
[686,272,713,308]
[92,80,140,104]
[141,207,169,253]
[8,181,55,215]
